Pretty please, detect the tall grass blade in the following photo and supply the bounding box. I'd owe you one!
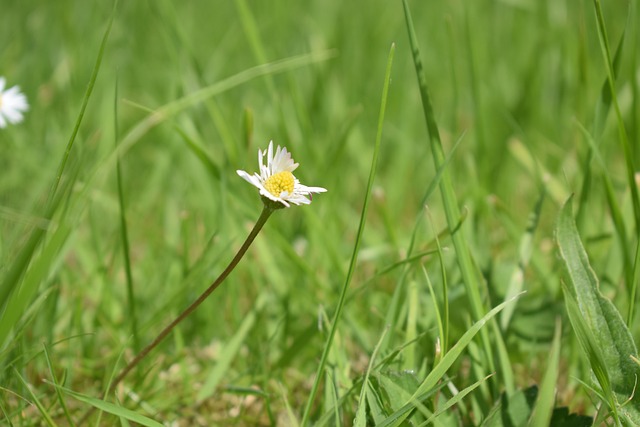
[234,0,277,97]
[0,220,73,349]
[528,318,561,427]
[575,120,634,321]
[354,327,388,427]
[300,43,395,426]
[592,0,640,232]
[49,1,116,202]
[501,190,545,330]
[43,343,74,426]
[402,0,496,383]
[114,76,139,352]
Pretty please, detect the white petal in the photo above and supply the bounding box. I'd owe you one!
[4,109,23,123]
[267,141,274,170]
[0,77,5,93]
[259,188,290,207]
[300,185,327,194]
[287,194,312,205]
[237,170,263,190]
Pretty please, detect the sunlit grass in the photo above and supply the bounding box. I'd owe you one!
[1,0,639,425]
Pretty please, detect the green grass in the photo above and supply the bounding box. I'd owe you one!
[1,0,640,425]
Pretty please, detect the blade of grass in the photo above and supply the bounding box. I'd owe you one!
[43,344,74,427]
[94,50,336,192]
[0,221,73,349]
[404,280,419,369]
[421,266,444,364]
[376,381,448,427]
[234,0,278,98]
[426,206,449,354]
[13,369,58,427]
[196,294,263,402]
[413,293,523,400]
[48,0,116,203]
[527,318,561,427]
[577,11,627,230]
[300,43,395,426]
[575,120,634,322]
[114,76,139,352]
[386,293,523,427]
[354,327,389,427]
[592,0,640,232]
[591,2,628,140]
[501,190,545,330]
[0,172,72,324]
[402,0,496,384]
[0,0,114,335]
[296,334,428,427]
[419,374,494,427]
[47,382,163,427]
[278,383,300,427]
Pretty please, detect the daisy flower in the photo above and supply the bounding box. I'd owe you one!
[0,77,29,128]
[237,140,327,208]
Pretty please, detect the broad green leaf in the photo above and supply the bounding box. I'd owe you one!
[557,196,640,424]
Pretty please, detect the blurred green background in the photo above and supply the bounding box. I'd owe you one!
[1,0,638,425]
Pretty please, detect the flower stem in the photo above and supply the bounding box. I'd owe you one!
[80,205,273,424]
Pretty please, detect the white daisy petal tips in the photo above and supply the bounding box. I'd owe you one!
[0,77,29,128]
[237,141,327,208]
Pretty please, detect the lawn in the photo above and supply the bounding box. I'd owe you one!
[1,0,640,425]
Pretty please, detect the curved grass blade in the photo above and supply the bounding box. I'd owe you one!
[385,293,524,426]
[47,382,163,427]
[13,369,58,427]
[419,374,494,427]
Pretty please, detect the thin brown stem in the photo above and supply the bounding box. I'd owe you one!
[79,205,273,424]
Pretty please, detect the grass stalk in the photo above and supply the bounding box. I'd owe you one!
[300,43,395,426]
[401,0,495,379]
[592,0,640,232]
[114,77,140,352]
[48,1,116,204]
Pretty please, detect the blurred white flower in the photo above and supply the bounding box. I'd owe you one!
[237,140,327,208]
[0,77,29,128]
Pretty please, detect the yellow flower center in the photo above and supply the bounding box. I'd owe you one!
[264,171,295,197]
